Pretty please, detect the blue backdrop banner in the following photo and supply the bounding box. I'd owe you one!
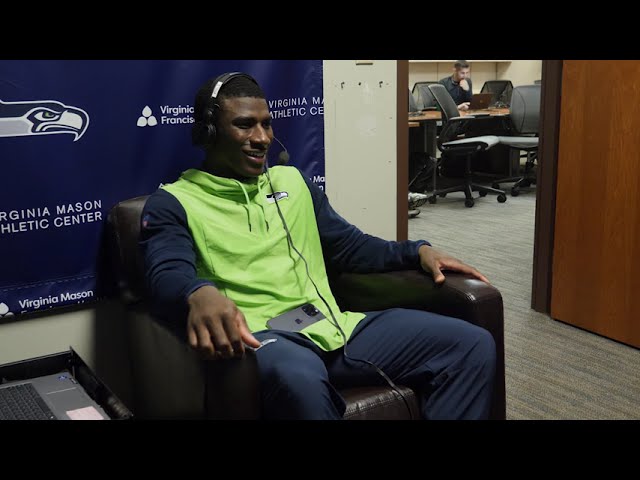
[0,60,324,318]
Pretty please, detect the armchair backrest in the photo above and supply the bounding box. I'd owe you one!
[106,195,150,305]
[509,84,541,135]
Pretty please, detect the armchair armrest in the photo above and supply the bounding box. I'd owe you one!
[129,307,261,420]
[204,350,261,420]
[331,270,501,325]
[330,269,506,420]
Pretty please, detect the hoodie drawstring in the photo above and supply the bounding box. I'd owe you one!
[256,181,270,231]
[234,180,253,232]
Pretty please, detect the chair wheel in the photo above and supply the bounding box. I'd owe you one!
[491,183,500,189]
[497,194,507,203]
[478,191,487,197]
[464,199,474,208]
[511,187,520,196]
[428,196,437,204]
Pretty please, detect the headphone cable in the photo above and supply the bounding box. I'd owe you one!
[264,166,414,419]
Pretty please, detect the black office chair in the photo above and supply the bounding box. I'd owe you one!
[408,88,437,199]
[480,80,514,108]
[414,83,439,110]
[412,80,439,97]
[408,88,420,113]
[426,83,508,208]
[414,82,438,110]
[490,84,541,196]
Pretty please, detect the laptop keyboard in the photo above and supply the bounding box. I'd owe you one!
[0,383,57,420]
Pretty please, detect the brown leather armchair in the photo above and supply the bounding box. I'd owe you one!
[107,196,506,420]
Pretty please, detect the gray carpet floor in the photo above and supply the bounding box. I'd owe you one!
[408,187,640,419]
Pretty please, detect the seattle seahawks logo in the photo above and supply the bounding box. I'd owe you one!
[0,98,89,142]
[266,191,289,203]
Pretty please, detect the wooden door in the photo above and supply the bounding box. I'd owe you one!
[551,60,640,348]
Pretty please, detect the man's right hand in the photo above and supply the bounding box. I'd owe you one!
[186,285,261,359]
[457,102,470,111]
[459,79,470,91]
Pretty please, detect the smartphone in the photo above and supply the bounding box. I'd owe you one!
[266,304,326,332]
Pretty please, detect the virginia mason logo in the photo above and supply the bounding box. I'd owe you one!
[0,99,89,141]
[137,106,158,127]
[0,302,14,317]
[137,104,194,127]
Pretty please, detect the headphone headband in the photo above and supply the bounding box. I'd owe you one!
[210,72,258,100]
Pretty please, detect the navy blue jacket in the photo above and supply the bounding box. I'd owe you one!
[439,76,473,105]
[139,171,430,318]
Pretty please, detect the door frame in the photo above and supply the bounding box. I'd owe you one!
[531,60,563,313]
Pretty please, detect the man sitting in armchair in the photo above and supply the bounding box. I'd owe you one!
[139,72,496,420]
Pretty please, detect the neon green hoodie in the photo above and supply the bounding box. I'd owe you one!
[161,166,366,351]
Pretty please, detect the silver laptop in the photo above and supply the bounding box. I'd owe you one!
[0,371,109,420]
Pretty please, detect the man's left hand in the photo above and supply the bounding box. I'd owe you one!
[418,245,489,285]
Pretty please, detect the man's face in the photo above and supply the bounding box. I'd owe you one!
[210,96,273,179]
[453,67,470,83]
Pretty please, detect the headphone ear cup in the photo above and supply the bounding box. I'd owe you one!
[197,106,215,146]
[207,124,216,145]
[206,106,218,145]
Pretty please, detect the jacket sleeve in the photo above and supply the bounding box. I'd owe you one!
[139,189,214,315]
[301,173,430,273]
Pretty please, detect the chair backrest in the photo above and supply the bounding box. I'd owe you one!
[480,80,514,106]
[509,84,541,135]
[411,80,439,95]
[415,84,439,110]
[408,88,420,112]
[106,195,150,305]
[427,83,459,122]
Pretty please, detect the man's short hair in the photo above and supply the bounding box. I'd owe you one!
[191,74,267,147]
[193,74,266,124]
[454,60,470,69]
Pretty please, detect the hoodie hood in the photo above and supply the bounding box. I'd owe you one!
[179,168,270,232]
[180,168,270,201]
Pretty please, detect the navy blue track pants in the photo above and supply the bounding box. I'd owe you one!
[253,308,496,420]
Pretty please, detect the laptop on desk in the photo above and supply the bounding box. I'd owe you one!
[468,93,494,110]
[0,371,109,420]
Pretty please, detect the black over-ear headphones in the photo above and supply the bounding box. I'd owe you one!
[194,72,259,147]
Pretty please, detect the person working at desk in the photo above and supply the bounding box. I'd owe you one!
[439,60,473,111]
[140,72,496,420]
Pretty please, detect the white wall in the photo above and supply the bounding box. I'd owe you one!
[496,60,543,87]
[0,309,95,365]
[323,60,398,241]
